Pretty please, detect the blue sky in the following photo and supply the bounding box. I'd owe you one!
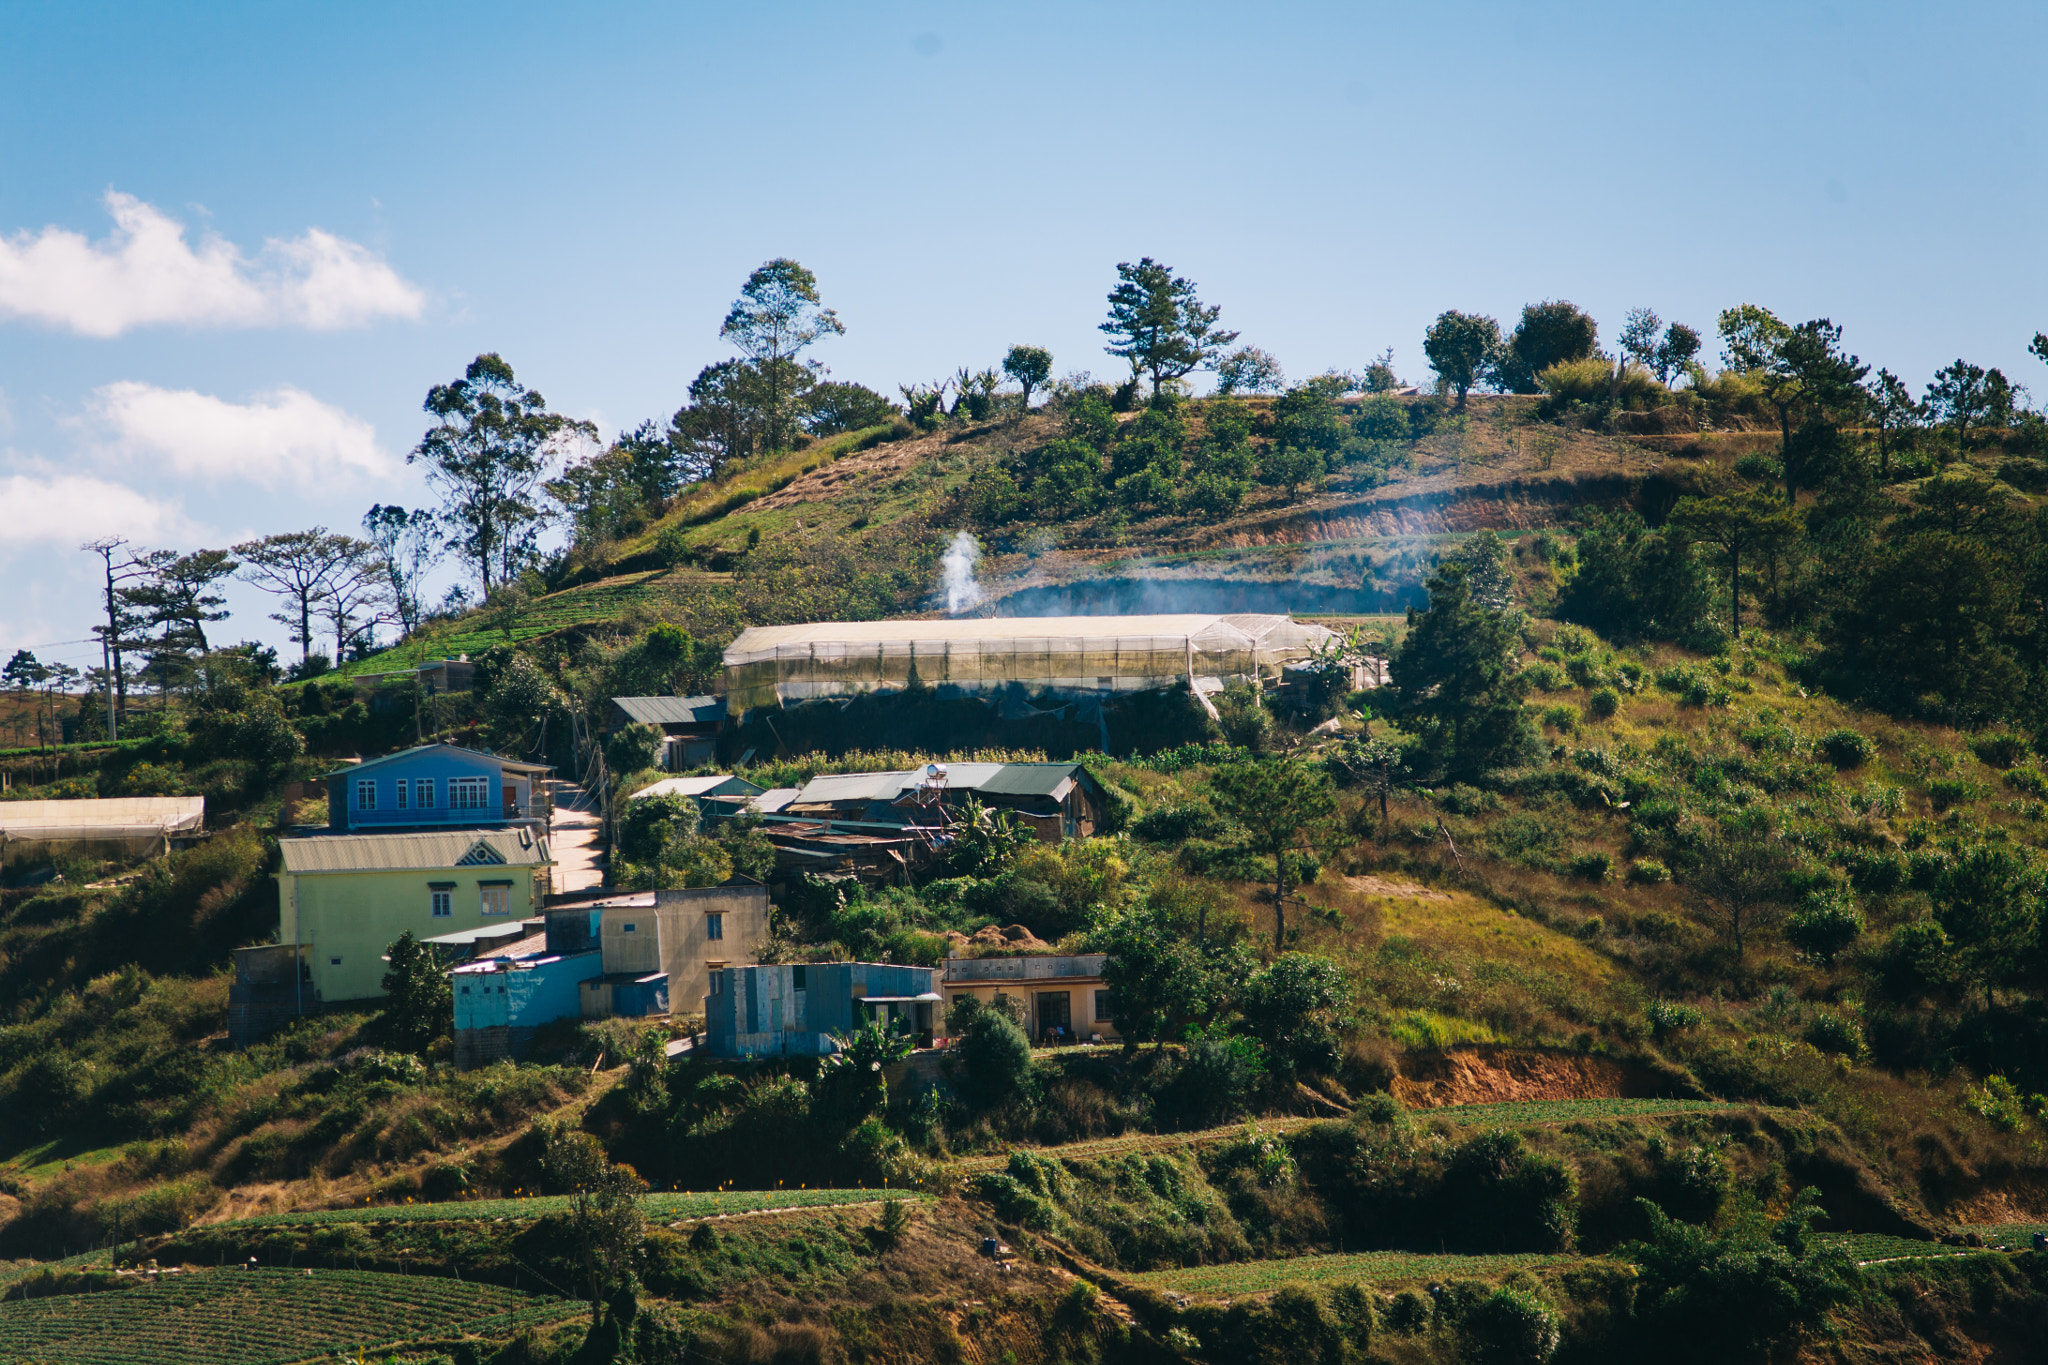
[2,0,2044,670]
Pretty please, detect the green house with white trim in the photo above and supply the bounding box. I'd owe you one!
[276,829,554,1004]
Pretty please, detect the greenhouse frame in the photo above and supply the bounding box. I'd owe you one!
[721,613,1339,717]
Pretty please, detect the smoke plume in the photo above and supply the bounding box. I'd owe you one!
[941,531,985,615]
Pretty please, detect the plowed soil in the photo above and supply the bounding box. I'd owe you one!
[1395,1047,1659,1108]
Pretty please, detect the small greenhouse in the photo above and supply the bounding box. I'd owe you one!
[721,613,1338,717]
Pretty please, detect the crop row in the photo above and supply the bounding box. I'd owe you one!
[956,1099,1755,1173]
[0,1267,577,1365]
[225,1186,919,1229]
[1130,1250,1583,1296]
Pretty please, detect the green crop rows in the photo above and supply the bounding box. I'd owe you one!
[1417,1098,1751,1128]
[1959,1221,2048,1248]
[1131,1250,1582,1296]
[0,1267,577,1365]
[225,1186,921,1229]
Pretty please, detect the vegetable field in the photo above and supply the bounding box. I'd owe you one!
[224,1186,921,1229]
[0,1267,577,1364]
[1413,1098,1751,1127]
[1130,1250,1583,1297]
[1816,1233,1978,1264]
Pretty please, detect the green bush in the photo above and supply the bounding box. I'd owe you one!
[1587,687,1621,719]
[959,1009,1033,1108]
[1569,851,1612,881]
[1927,777,1982,811]
[1646,1000,1704,1039]
[1968,730,2031,768]
[1525,662,1568,692]
[1785,893,1863,964]
[1802,1012,1865,1059]
[1816,728,1875,769]
[1152,1035,1265,1130]
[1541,704,1581,733]
[1465,1284,1561,1365]
[1627,859,1671,884]
[1733,451,1782,482]
[2006,767,2048,796]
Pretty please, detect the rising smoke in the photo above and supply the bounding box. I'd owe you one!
[941,531,986,616]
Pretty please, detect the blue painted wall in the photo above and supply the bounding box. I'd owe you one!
[329,747,523,831]
[705,961,934,1057]
[454,951,602,1029]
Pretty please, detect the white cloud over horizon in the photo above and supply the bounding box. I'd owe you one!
[0,191,425,336]
[85,381,397,486]
[0,466,198,552]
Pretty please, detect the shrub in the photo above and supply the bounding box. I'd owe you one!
[1587,687,1621,719]
[1969,730,2031,769]
[1628,859,1671,884]
[1646,1000,1704,1039]
[1465,1285,1561,1365]
[2007,767,2048,797]
[959,1009,1033,1108]
[1569,851,1612,881]
[1541,704,1581,733]
[1733,451,1781,481]
[1816,728,1874,769]
[1927,777,1982,811]
[1525,662,1568,692]
[1153,1035,1265,1130]
[1785,893,1864,964]
[1803,1011,1866,1059]
[1131,801,1226,842]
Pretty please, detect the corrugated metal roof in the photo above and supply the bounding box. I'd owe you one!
[279,829,551,874]
[792,771,916,805]
[0,796,204,834]
[320,742,552,781]
[611,695,726,726]
[629,775,764,800]
[975,763,1086,798]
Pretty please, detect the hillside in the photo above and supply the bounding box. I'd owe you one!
[6,380,2048,1362]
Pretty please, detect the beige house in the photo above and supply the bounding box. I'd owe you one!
[941,953,1119,1045]
[579,883,770,1019]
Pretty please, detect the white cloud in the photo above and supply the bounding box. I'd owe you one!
[0,468,196,551]
[0,191,425,336]
[86,381,396,487]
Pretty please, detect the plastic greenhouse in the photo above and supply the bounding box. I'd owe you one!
[721,613,1338,717]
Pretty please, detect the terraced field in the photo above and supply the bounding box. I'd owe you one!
[223,1186,924,1229]
[1131,1250,1584,1297]
[0,1267,578,1364]
[955,1098,1756,1173]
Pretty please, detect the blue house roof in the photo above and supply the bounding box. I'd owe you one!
[323,741,553,780]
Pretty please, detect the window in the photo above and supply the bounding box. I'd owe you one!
[395,779,408,810]
[355,779,376,811]
[1095,990,1115,1022]
[430,890,452,918]
[460,985,469,995]
[480,887,510,916]
[329,956,342,967]
[705,913,724,941]
[416,779,435,809]
[790,964,805,990]
[621,922,637,933]
[709,971,725,996]
[451,777,490,811]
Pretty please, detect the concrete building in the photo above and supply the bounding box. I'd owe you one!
[577,883,770,1020]
[449,917,604,1069]
[703,961,938,1058]
[941,954,1119,1046]
[275,828,553,1003]
[323,742,552,834]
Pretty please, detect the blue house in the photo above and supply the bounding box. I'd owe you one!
[325,742,553,834]
[704,961,938,1057]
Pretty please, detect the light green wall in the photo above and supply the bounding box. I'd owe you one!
[278,866,546,1003]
